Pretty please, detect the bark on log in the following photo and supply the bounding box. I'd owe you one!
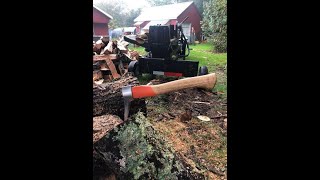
[93,73,146,119]
[93,114,123,143]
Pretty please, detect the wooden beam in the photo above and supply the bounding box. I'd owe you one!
[93,54,118,61]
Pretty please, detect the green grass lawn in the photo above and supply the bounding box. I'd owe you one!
[127,44,146,55]
[128,43,227,100]
[187,43,227,100]
[186,43,227,72]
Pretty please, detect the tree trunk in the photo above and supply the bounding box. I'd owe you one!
[93,73,146,119]
[93,113,205,180]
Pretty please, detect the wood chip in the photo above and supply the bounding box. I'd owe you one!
[94,79,104,85]
[192,101,211,105]
[197,115,211,122]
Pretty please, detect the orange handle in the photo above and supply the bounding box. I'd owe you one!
[132,86,156,98]
[131,73,217,99]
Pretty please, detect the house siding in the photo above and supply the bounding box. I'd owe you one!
[93,23,109,36]
[93,7,111,36]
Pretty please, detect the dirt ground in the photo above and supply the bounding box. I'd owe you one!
[93,73,227,179]
[145,77,227,179]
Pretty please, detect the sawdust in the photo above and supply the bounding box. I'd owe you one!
[152,120,189,153]
[147,84,227,179]
[147,87,227,129]
[152,118,227,179]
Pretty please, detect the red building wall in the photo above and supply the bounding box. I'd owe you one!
[93,8,110,23]
[93,23,109,36]
[177,3,201,40]
[93,7,110,36]
[168,19,178,25]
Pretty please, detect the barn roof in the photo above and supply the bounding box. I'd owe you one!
[134,1,193,22]
[113,27,136,33]
[93,5,113,19]
[142,20,170,30]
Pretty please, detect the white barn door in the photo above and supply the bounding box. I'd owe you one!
[181,23,191,43]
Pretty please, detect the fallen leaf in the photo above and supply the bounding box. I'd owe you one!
[197,115,211,122]
[94,79,104,85]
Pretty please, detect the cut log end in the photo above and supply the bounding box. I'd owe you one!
[93,73,147,119]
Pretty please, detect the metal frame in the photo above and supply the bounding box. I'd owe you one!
[138,57,199,77]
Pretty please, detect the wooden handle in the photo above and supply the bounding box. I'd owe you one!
[131,73,217,98]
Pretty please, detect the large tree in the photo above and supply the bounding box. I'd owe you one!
[202,0,227,53]
[95,0,141,28]
[123,9,141,27]
[148,0,204,16]
[177,0,204,17]
[146,0,175,6]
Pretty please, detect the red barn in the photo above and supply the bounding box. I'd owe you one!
[133,1,201,42]
[93,5,113,39]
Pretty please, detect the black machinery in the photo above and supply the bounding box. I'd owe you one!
[124,17,208,77]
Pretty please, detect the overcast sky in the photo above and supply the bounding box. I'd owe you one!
[93,0,151,10]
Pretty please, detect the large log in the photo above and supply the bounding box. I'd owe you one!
[93,73,146,119]
[93,112,205,180]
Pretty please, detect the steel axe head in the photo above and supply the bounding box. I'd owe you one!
[122,86,133,99]
[121,86,133,121]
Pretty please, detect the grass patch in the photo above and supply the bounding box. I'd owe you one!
[186,43,227,72]
[186,43,227,100]
[137,74,154,85]
[127,44,146,56]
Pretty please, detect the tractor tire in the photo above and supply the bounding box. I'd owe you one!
[128,60,140,77]
[198,66,208,76]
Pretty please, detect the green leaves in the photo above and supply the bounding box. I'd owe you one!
[146,0,175,6]
[202,0,227,52]
[95,1,141,28]
[113,112,180,179]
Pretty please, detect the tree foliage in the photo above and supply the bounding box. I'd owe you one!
[177,0,204,16]
[124,9,141,27]
[113,112,181,179]
[202,0,227,53]
[95,0,141,29]
[146,0,175,6]
[148,0,204,16]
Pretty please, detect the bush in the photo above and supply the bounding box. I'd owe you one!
[202,0,227,53]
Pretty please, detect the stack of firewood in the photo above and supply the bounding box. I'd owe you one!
[93,36,140,84]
